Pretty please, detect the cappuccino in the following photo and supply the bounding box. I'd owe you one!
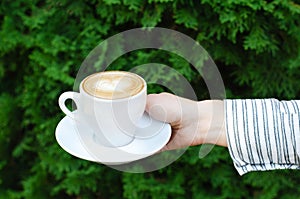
[82,71,144,100]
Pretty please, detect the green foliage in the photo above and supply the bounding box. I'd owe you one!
[1,0,300,198]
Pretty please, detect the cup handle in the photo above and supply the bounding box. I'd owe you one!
[58,91,80,119]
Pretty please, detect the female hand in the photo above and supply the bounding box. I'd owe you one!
[145,93,227,151]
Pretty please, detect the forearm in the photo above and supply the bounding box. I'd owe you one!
[225,99,300,175]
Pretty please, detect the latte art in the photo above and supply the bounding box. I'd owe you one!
[82,71,144,99]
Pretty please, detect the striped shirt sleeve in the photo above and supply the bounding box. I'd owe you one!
[225,99,300,175]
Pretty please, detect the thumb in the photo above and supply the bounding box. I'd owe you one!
[145,93,182,124]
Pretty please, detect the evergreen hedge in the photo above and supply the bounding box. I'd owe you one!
[1,0,300,198]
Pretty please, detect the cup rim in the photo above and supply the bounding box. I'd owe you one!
[79,71,147,102]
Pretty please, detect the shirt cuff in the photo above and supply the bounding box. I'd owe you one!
[224,99,300,175]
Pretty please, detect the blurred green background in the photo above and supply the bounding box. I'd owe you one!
[1,0,300,198]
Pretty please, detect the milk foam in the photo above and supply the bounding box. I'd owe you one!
[83,71,144,99]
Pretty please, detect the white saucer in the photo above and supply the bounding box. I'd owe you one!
[55,112,171,164]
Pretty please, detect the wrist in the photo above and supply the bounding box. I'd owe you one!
[197,100,227,147]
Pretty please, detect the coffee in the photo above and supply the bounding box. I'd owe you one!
[82,71,144,100]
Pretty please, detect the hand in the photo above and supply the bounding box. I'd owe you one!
[146,93,227,151]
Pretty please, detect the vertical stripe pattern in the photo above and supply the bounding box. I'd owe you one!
[225,99,300,175]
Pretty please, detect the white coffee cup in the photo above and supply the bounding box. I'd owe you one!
[58,71,147,147]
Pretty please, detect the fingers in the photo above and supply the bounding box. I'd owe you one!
[159,133,188,152]
[146,93,182,124]
[146,92,200,152]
